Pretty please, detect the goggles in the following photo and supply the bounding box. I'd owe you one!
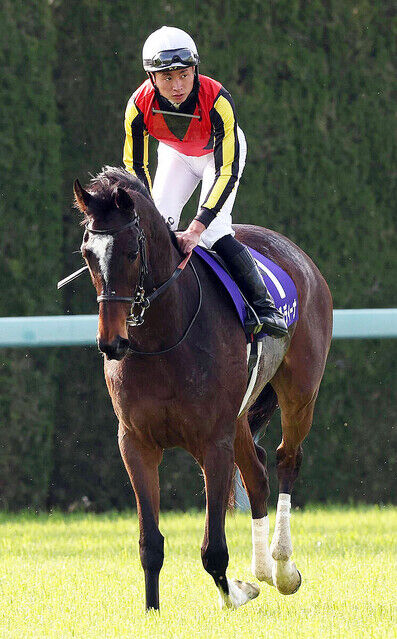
[144,48,199,71]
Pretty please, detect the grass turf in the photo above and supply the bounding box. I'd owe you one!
[0,506,395,638]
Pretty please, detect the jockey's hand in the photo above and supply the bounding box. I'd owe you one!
[175,220,206,254]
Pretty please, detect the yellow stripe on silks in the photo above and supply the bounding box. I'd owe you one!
[123,100,139,174]
[204,95,237,211]
[142,130,152,192]
[123,100,152,193]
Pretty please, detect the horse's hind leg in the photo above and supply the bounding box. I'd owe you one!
[269,376,319,595]
[118,426,164,611]
[235,417,274,586]
[201,440,260,609]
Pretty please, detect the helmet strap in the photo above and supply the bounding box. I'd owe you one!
[147,71,156,87]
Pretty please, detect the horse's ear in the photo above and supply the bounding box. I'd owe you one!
[73,179,91,212]
[115,187,134,211]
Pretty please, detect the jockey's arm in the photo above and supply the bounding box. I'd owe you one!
[194,88,240,229]
[177,88,239,253]
[177,89,240,254]
[123,99,152,194]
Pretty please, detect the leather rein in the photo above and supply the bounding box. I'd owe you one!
[57,212,202,356]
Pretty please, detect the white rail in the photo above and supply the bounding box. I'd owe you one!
[0,309,396,347]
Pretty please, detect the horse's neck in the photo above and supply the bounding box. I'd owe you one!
[130,213,191,346]
[144,214,179,285]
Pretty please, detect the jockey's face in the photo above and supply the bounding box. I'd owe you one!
[154,67,195,105]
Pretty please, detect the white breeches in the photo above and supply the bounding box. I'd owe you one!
[152,127,247,248]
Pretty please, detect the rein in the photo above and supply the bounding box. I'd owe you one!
[127,258,202,356]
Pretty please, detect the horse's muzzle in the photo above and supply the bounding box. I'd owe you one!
[97,336,130,360]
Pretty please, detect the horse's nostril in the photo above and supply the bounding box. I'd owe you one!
[98,336,129,360]
[118,337,130,351]
[97,338,109,354]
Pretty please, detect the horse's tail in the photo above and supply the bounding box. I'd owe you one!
[247,383,278,439]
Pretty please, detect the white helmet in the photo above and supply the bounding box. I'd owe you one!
[142,26,199,73]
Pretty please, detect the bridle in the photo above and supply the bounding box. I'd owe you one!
[85,214,149,325]
[58,210,202,355]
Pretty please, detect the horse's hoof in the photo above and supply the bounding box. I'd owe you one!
[272,560,302,595]
[290,569,302,594]
[251,561,275,586]
[218,578,260,609]
[232,579,260,600]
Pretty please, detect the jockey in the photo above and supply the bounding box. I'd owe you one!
[123,26,288,338]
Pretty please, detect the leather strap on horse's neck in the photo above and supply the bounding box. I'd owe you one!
[147,251,192,304]
[126,250,192,326]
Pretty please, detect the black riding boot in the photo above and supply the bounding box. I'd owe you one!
[213,236,288,338]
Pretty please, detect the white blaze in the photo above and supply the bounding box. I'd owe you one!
[89,235,114,285]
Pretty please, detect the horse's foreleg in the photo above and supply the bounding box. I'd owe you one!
[118,426,164,611]
[235,418,274,586]
[269,389,317,595]
[202,442,260,609]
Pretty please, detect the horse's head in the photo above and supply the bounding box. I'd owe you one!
[74,176,144,360]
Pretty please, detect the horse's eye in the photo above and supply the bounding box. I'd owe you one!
[127,251,138,261]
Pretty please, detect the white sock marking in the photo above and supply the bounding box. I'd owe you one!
[270,493,292,560]
[251,515,274,584]
[270,493,301,594]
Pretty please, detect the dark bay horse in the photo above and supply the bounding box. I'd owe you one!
[73,166,332,611]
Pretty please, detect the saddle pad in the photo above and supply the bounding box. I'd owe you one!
[193,245,298,338]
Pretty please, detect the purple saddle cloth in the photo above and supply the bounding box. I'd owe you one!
[193,245,298,338]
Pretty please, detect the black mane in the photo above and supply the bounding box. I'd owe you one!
[86,166,152,209]
[83,166,180,250]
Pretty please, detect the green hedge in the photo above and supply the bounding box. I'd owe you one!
[1,0,395,510]
[0,1,62,509]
